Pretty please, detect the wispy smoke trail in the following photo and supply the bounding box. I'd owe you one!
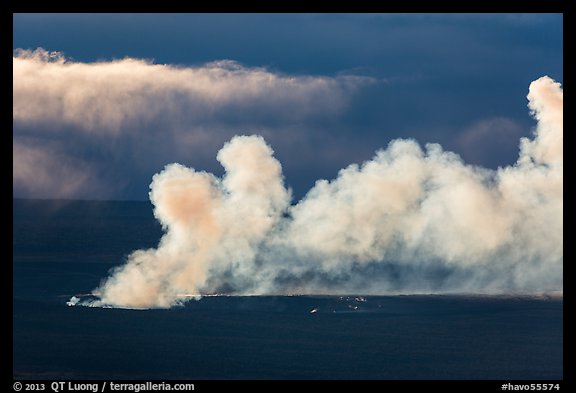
[86,76,562,308]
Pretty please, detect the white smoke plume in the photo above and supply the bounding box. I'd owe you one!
[92,136,291,308]
[87,76,562,309]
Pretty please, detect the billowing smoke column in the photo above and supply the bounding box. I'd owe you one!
[88,76,562,308]
[93,136,291,308]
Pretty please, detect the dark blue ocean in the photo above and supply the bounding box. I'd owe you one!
[13,199,563,380]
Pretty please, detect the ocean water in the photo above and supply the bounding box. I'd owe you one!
[12,199,563,380]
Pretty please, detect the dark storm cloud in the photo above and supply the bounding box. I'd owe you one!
[12,14,562,77]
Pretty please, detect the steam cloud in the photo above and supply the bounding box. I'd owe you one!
[13,48,369,133]
[87,76,562,309]
[13,48,373,199]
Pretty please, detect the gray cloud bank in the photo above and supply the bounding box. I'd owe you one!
[83,76,562,308]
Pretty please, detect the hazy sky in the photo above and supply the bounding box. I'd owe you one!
[13,13,563,201]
